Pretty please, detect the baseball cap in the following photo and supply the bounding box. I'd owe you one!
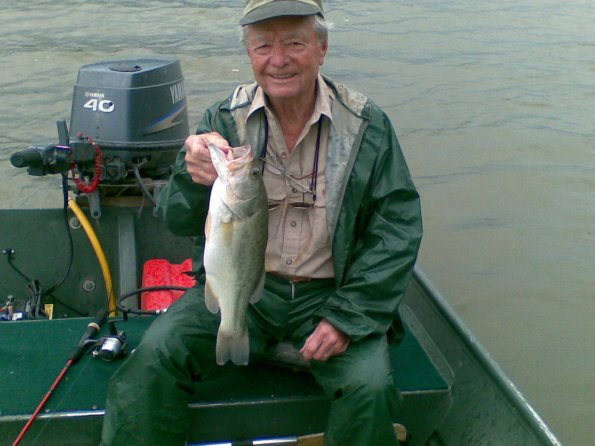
[239,0,324,26]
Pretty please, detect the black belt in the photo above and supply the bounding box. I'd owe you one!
[267,271,314,283]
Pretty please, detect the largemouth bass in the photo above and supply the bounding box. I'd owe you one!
[203,143,268,365]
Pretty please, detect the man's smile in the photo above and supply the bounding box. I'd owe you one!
[269,73,296,79]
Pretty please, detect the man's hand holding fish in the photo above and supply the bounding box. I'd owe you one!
[185,132,231,186]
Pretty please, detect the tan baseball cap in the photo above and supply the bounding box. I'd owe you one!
[239,0,324,25]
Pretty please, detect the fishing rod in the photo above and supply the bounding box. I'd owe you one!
[11,308,108,446]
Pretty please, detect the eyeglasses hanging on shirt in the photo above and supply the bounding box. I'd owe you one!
[259,117,322,211]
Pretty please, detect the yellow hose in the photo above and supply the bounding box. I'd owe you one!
[67,198,117,316]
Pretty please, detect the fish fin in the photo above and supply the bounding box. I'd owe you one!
[216,330,231,365]
[216,328,250,366]
[204,279,220,314]
[221,220,234,243]
[220,207,234,224]
[232,328,250,366]
[249,271,265,304]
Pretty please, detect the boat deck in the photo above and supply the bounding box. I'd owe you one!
[0,312,451,446]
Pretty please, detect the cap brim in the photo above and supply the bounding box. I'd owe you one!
[240,1,322,25]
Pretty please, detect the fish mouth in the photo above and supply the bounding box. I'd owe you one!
[209,144,255,182]
[209,144,252,163]
[226,145,254,172]
[226,145,252,161]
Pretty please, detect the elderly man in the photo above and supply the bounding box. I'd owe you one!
[100,1,422,445]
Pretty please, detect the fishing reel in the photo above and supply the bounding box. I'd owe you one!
[91,320,128,362]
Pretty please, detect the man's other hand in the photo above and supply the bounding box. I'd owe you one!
[300,319,351,361]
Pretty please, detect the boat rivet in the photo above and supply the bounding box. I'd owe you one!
[69,216,81,230]
[82,279,96,292]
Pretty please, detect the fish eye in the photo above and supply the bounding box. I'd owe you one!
[250,167,260,178]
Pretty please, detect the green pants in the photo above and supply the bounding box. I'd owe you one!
[100,274,400,445]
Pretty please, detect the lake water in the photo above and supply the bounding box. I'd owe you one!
[1,1,594,444]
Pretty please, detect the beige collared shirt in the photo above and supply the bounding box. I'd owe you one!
[246,75,335,279]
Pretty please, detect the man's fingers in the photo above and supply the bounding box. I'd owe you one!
[300,319,351,361]
[300,335,322,360]
[184,132,230,185]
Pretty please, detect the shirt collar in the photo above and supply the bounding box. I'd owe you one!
[246,74,334,124]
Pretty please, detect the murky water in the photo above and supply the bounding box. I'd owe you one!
[1,1,594,443]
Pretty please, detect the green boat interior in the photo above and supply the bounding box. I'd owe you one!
[0,205,451,445]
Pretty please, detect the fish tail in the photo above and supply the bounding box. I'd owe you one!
[216,328,250,366]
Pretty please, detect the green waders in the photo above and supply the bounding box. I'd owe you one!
[100,274,400,446]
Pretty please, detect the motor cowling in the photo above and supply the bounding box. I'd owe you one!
[69,58,189,181]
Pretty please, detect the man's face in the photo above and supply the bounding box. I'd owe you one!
[245,16,328,105]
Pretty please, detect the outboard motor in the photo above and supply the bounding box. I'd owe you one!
[10,58,190,217]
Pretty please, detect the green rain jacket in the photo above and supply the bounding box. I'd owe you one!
[157,76,422,343]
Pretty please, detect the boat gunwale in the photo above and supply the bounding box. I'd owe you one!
[412,266,563,446]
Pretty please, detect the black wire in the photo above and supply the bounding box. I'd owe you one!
[2,173,74,319]
[117,285,190,315]
[4,249,32,282]
[46,172,74,295]
[25,280,47,319]
[132,165,157,206]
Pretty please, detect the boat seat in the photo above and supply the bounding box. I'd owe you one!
[0,311,451,445]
